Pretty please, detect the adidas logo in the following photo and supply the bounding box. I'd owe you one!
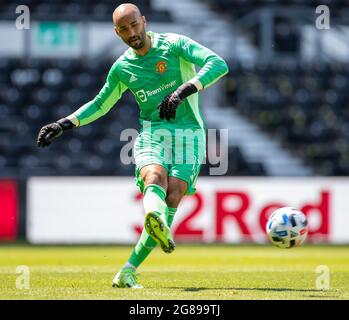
[130,74,138,83]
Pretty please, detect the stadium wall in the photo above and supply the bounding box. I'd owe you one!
[17,177,349,245]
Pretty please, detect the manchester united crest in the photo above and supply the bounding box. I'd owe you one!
[155,61,167,74]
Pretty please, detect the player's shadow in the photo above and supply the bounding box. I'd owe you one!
[173,287,322,293]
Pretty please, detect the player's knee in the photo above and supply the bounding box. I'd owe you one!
[144,170,167,189]
[166,189,184,208]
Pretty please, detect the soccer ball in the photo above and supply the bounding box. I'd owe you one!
[266,207,308,249]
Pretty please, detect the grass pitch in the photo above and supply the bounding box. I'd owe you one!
[0,244,348,300]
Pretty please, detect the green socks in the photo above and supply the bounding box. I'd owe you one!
[128,228,157,268]
[127,195,178,269]
[167,207,177,227]
[142,184,167,222]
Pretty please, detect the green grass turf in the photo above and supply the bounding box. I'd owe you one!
[0,244,348,300]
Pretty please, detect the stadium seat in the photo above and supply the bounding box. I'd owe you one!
[223,60,349,176]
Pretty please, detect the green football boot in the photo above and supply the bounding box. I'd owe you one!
[144,211,176,254]
[112,267,143,289]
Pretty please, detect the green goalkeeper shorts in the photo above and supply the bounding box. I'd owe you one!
[134,123,206,195]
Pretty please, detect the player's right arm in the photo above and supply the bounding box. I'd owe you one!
[37,62,128,147]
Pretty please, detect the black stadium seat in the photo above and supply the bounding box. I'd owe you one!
[0,0,173,22]
[223,60,349,176]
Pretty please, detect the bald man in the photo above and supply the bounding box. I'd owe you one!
[37,3,229,288]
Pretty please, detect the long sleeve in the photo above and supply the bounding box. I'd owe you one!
[173,34,229,89]
[72,62,128,126]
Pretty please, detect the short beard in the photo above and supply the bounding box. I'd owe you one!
[128,32,146,49]
[130,41,144,50]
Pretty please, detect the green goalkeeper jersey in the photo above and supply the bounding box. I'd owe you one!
[73,31,229,129]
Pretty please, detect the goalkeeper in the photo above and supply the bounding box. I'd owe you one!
[37,3,228,288]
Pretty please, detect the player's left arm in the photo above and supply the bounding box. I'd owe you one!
[158,34,229,121]
[175,34,229,90]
